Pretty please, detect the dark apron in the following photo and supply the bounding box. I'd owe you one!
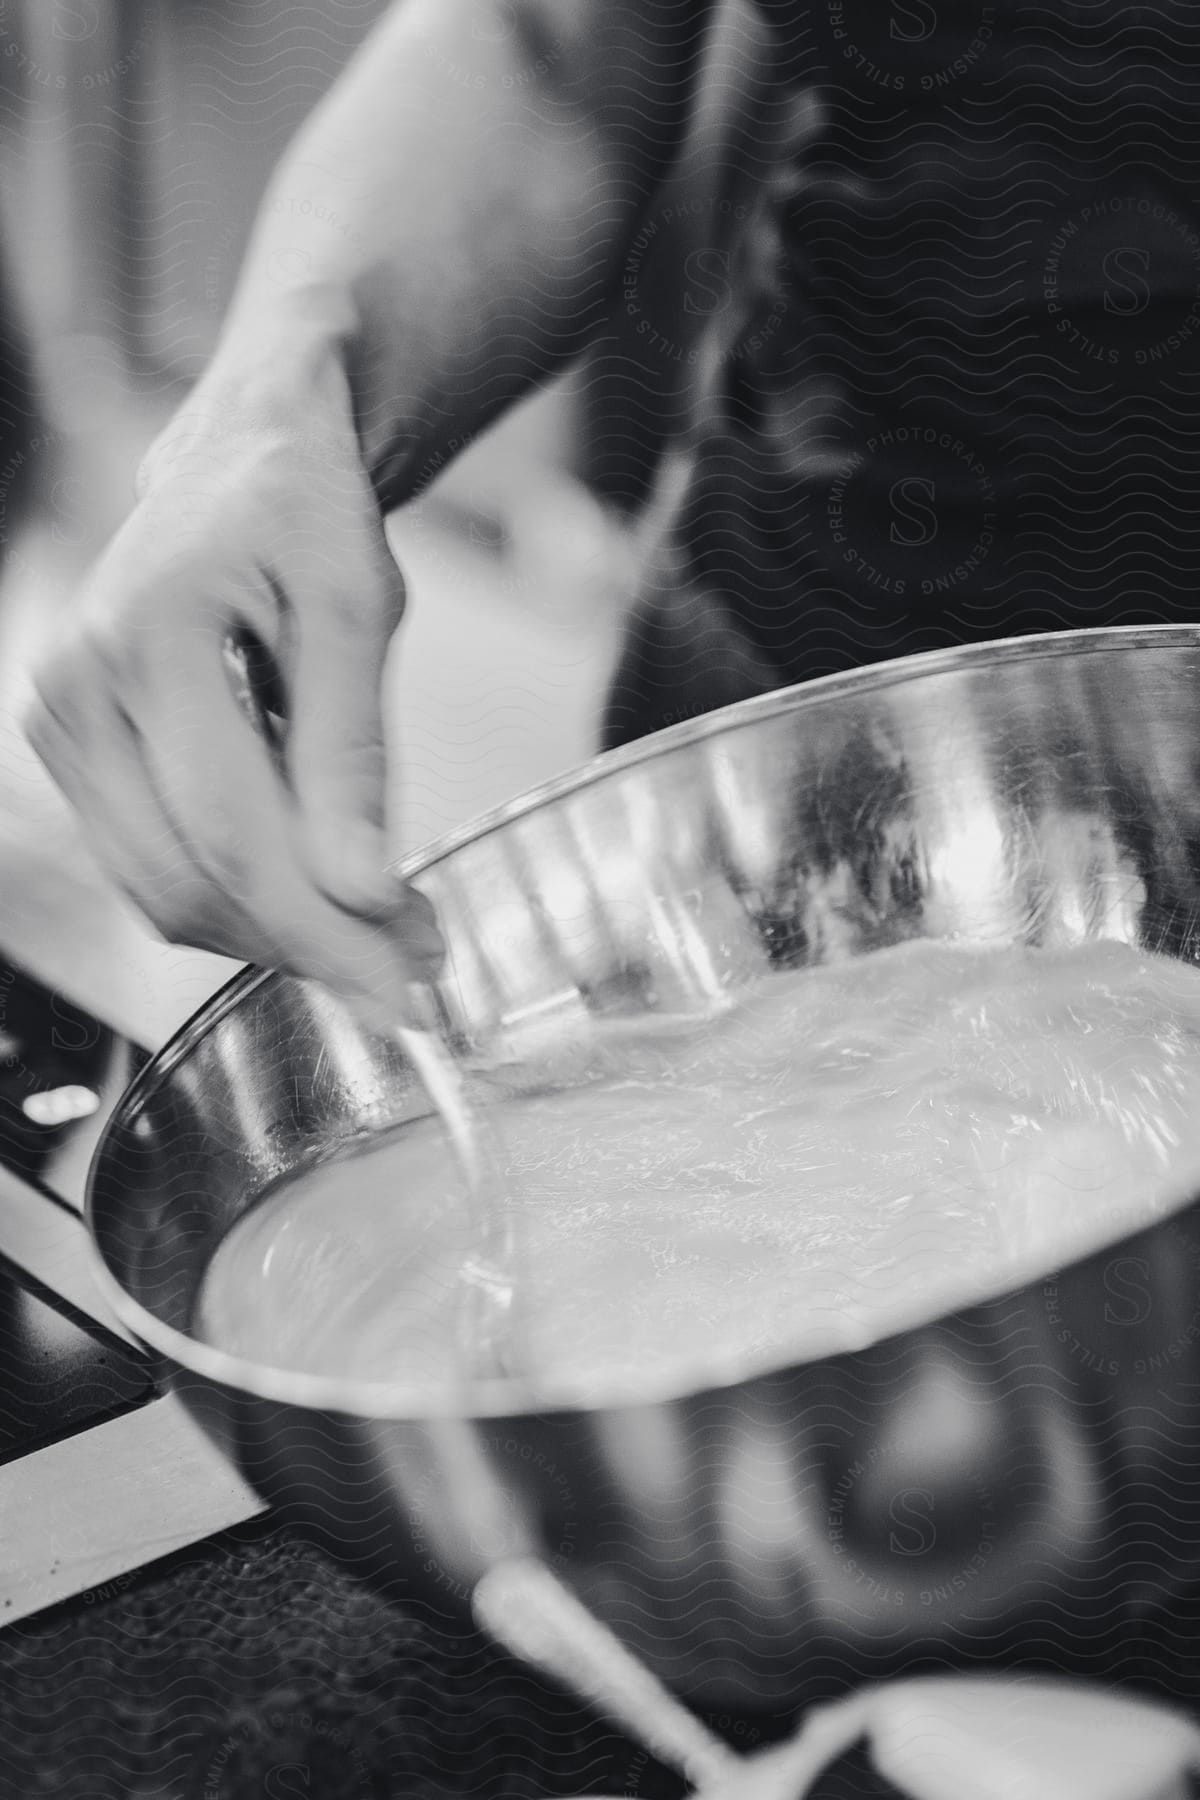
[603,0,1200,750]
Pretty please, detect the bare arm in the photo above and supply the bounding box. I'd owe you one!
[177,0,716,505]
[27,0,717,1030]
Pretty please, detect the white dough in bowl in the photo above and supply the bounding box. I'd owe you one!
[194,938,1200,1395]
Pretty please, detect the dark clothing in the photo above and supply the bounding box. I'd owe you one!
[603,0,1200,747]
[0,240,37,537]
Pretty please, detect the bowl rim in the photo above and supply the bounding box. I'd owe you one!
[82,623,1200,1419]
[391,622,1200,879]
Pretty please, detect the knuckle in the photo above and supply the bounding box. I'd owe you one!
[31,622,133,717]
[21,684,53,744]
[89,627,140,691]
[21,707,61,777]
[372,558,406,629]
[313,551,401,636]
[206,842,253,903]
[28,649,80,720]
[327,733,386,781]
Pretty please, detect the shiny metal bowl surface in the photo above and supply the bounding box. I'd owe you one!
[87,626,1200,1705]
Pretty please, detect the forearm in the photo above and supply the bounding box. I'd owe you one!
[196,0,711,508]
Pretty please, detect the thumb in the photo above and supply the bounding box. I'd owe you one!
[286,546,410,918]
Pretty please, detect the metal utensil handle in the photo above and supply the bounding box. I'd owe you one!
[222,628,517,1368]
[473,1557,739,1792]
[395,989,517,1364]
[222,627,290,773]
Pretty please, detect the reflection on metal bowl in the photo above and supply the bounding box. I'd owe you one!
[87,626,1200,1706]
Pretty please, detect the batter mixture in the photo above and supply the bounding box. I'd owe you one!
[195,938,1200,1391]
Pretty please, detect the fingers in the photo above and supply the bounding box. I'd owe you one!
[282,516,409,917]
[24,430,446,1027]
[131,624,444,1026]
[23,686,260,957]
[27,621,442,1032]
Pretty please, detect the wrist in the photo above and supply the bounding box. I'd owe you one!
[136,293,360,498]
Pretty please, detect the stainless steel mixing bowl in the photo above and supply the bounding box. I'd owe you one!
[86,626,1200,1707]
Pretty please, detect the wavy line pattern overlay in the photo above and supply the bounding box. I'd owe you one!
[5,3,1200,1798]
[603,0,1200,748]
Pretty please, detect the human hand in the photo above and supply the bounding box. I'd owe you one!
[24,363,442,1034]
